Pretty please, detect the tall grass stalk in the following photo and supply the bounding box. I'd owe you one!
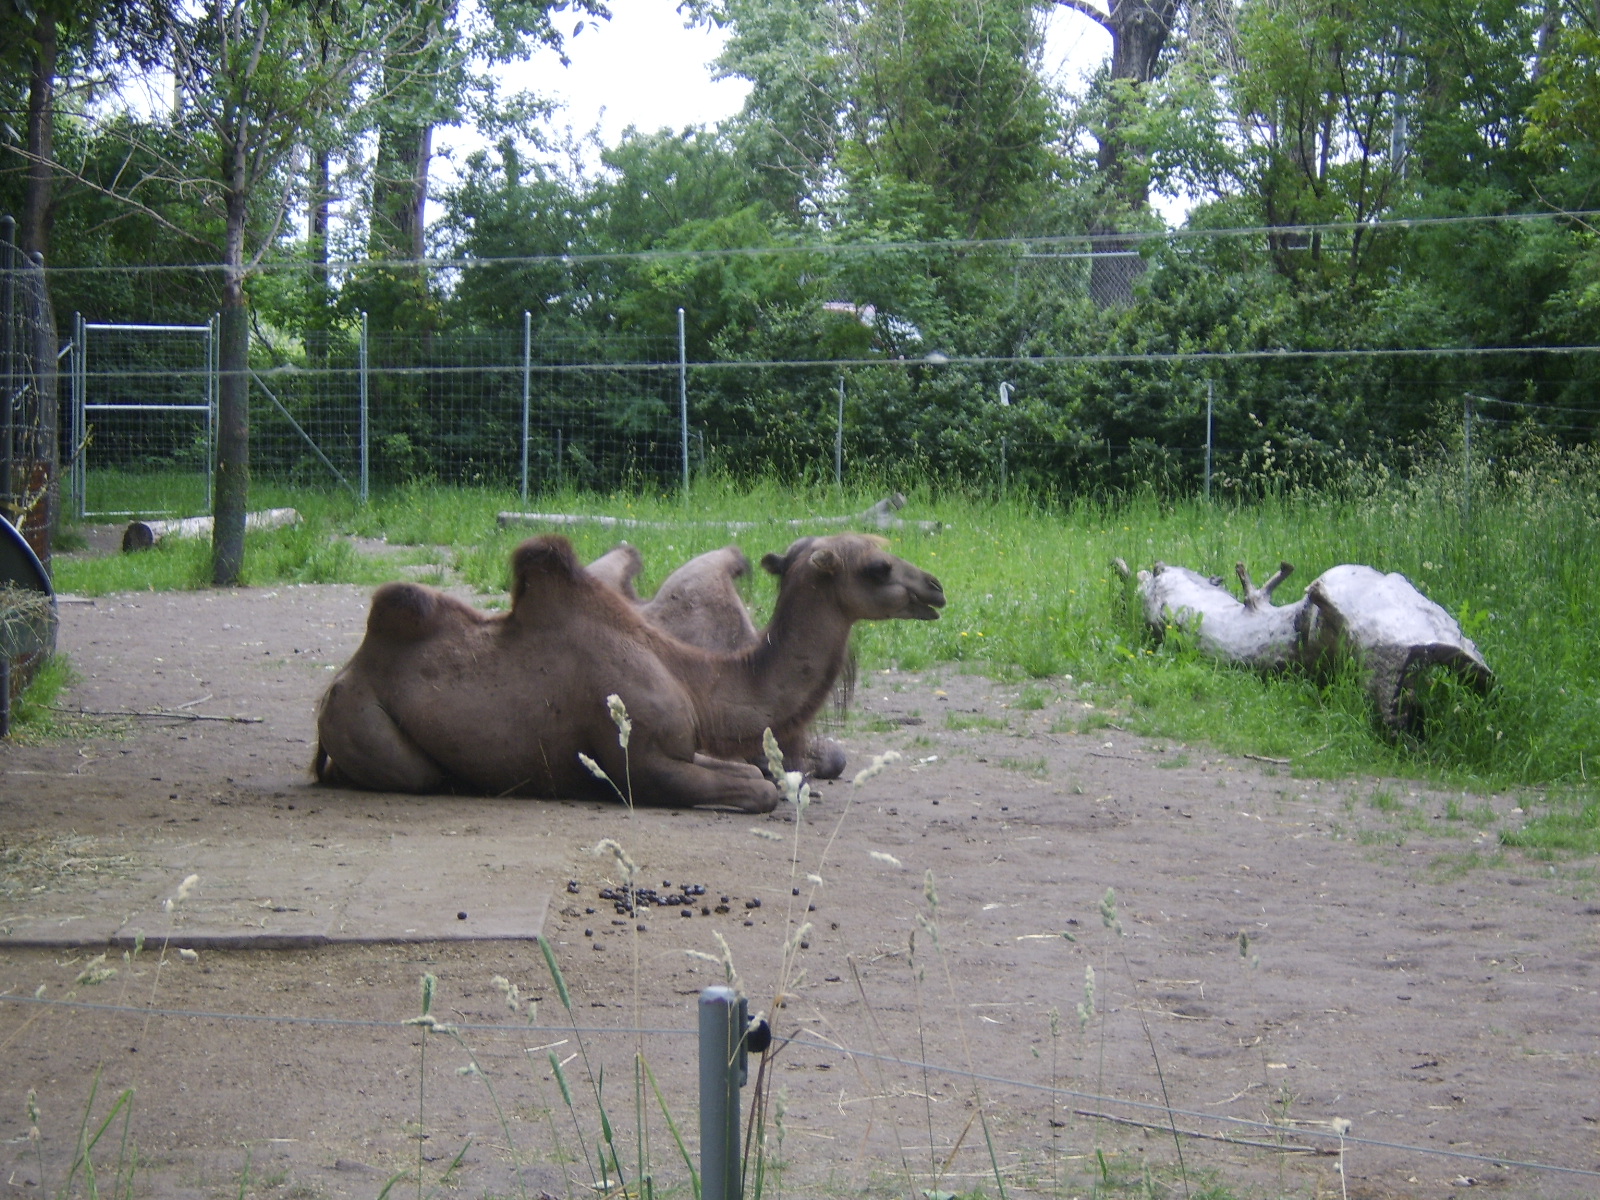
[60,1067,137,1200]
[536,934,628,1193]
[918,870,1008,1200]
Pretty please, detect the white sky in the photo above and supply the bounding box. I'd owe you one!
[439,0,1112,176]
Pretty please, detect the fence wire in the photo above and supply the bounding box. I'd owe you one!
[40,216,1600,514]
[2,989,1595,1184]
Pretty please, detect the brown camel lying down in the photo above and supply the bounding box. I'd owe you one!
[314,533,944,810]
[585,542,848,777]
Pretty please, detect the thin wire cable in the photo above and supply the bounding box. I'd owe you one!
[4,990,1595,1180]
[0,990,691,1038]
[33,208,1600,275]
[69,343,1600,378]
[781,1029,1600,1180]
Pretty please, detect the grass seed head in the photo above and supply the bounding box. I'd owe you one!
[578,752,612,785]
[763,728,785,782]
[491,975,521,1012]
[591,837,637,882]
[870,850,903,868]
[606,693,632,749]
[852,749,904,788]
[1100,887,1123,936]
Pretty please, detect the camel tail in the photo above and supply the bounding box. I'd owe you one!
[311,739,338,784]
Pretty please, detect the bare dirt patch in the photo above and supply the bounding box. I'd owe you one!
[2,573,1598,1199]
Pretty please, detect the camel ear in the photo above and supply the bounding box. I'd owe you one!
[809,547,842,576]
[764,536,814,577]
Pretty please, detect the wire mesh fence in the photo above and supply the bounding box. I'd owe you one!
[47,224,1600,517]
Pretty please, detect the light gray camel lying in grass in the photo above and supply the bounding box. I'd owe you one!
[314,533,944,810]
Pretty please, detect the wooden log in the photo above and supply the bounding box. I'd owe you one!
[122,508,301,552]
[1301,565,1492,730]
[1131,557,1492,732]
[496,493,942,534]
[1136,560,1304,671]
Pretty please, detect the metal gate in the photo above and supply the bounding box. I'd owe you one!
[68,314,216,520]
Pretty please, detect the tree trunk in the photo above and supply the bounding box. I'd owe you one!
[1128,559,1492,732]
[22,11,58,260]
[1060,0,1179,218]
[371,121,431,262]
[213,173,251,586]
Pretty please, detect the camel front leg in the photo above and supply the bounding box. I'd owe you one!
[629,752,781,813]
[315,674,450,794]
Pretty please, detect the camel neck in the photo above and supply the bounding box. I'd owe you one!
[699,578,854,749]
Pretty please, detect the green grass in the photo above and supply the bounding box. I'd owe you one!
[50,446,1600,846]
[3,654,91,743]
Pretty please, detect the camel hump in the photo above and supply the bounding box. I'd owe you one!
[587,542,644,600]
[366,581,453,642]
[715,545,752,578]
[511,535,593,610]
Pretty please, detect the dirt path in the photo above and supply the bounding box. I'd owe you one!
[2,577,1597,1199]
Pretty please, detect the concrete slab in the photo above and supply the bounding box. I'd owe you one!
[0,833,554,949]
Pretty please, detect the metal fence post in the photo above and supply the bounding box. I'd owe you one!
[206,314,217,511]
[359,311,369,504]
[71,312,84,520]
[678,307,689,496]
[1205,378,1214,501]
[699,986,746,1200]
[835,376,845,486]
[521,310,531,503]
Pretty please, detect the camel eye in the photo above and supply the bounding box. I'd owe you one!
[863,560,892,584]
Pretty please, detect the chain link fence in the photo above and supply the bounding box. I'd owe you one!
[53,234,1600,516]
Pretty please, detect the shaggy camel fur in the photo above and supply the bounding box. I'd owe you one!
[314,533,944,810]
[586,542,848,776]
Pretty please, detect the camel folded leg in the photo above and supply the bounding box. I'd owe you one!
[315,675,450,794]
[627,753,781,813]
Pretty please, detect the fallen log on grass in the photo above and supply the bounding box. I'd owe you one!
[496,493,942,534]
[121,508,301,552]
[1123,558,1492,732]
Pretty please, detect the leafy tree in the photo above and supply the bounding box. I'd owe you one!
[0,1,163,261]
[152,0,415,582]
[1057,0,1182,217]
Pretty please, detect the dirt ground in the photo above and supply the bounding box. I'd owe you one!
[2,534,1598,1200]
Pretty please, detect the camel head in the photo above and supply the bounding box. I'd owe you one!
[761,534,945,622]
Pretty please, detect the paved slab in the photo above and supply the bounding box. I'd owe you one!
[0,833,554,949]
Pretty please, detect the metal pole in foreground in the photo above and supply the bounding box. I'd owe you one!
[678,307,690,496]
[699,986,746,1200]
